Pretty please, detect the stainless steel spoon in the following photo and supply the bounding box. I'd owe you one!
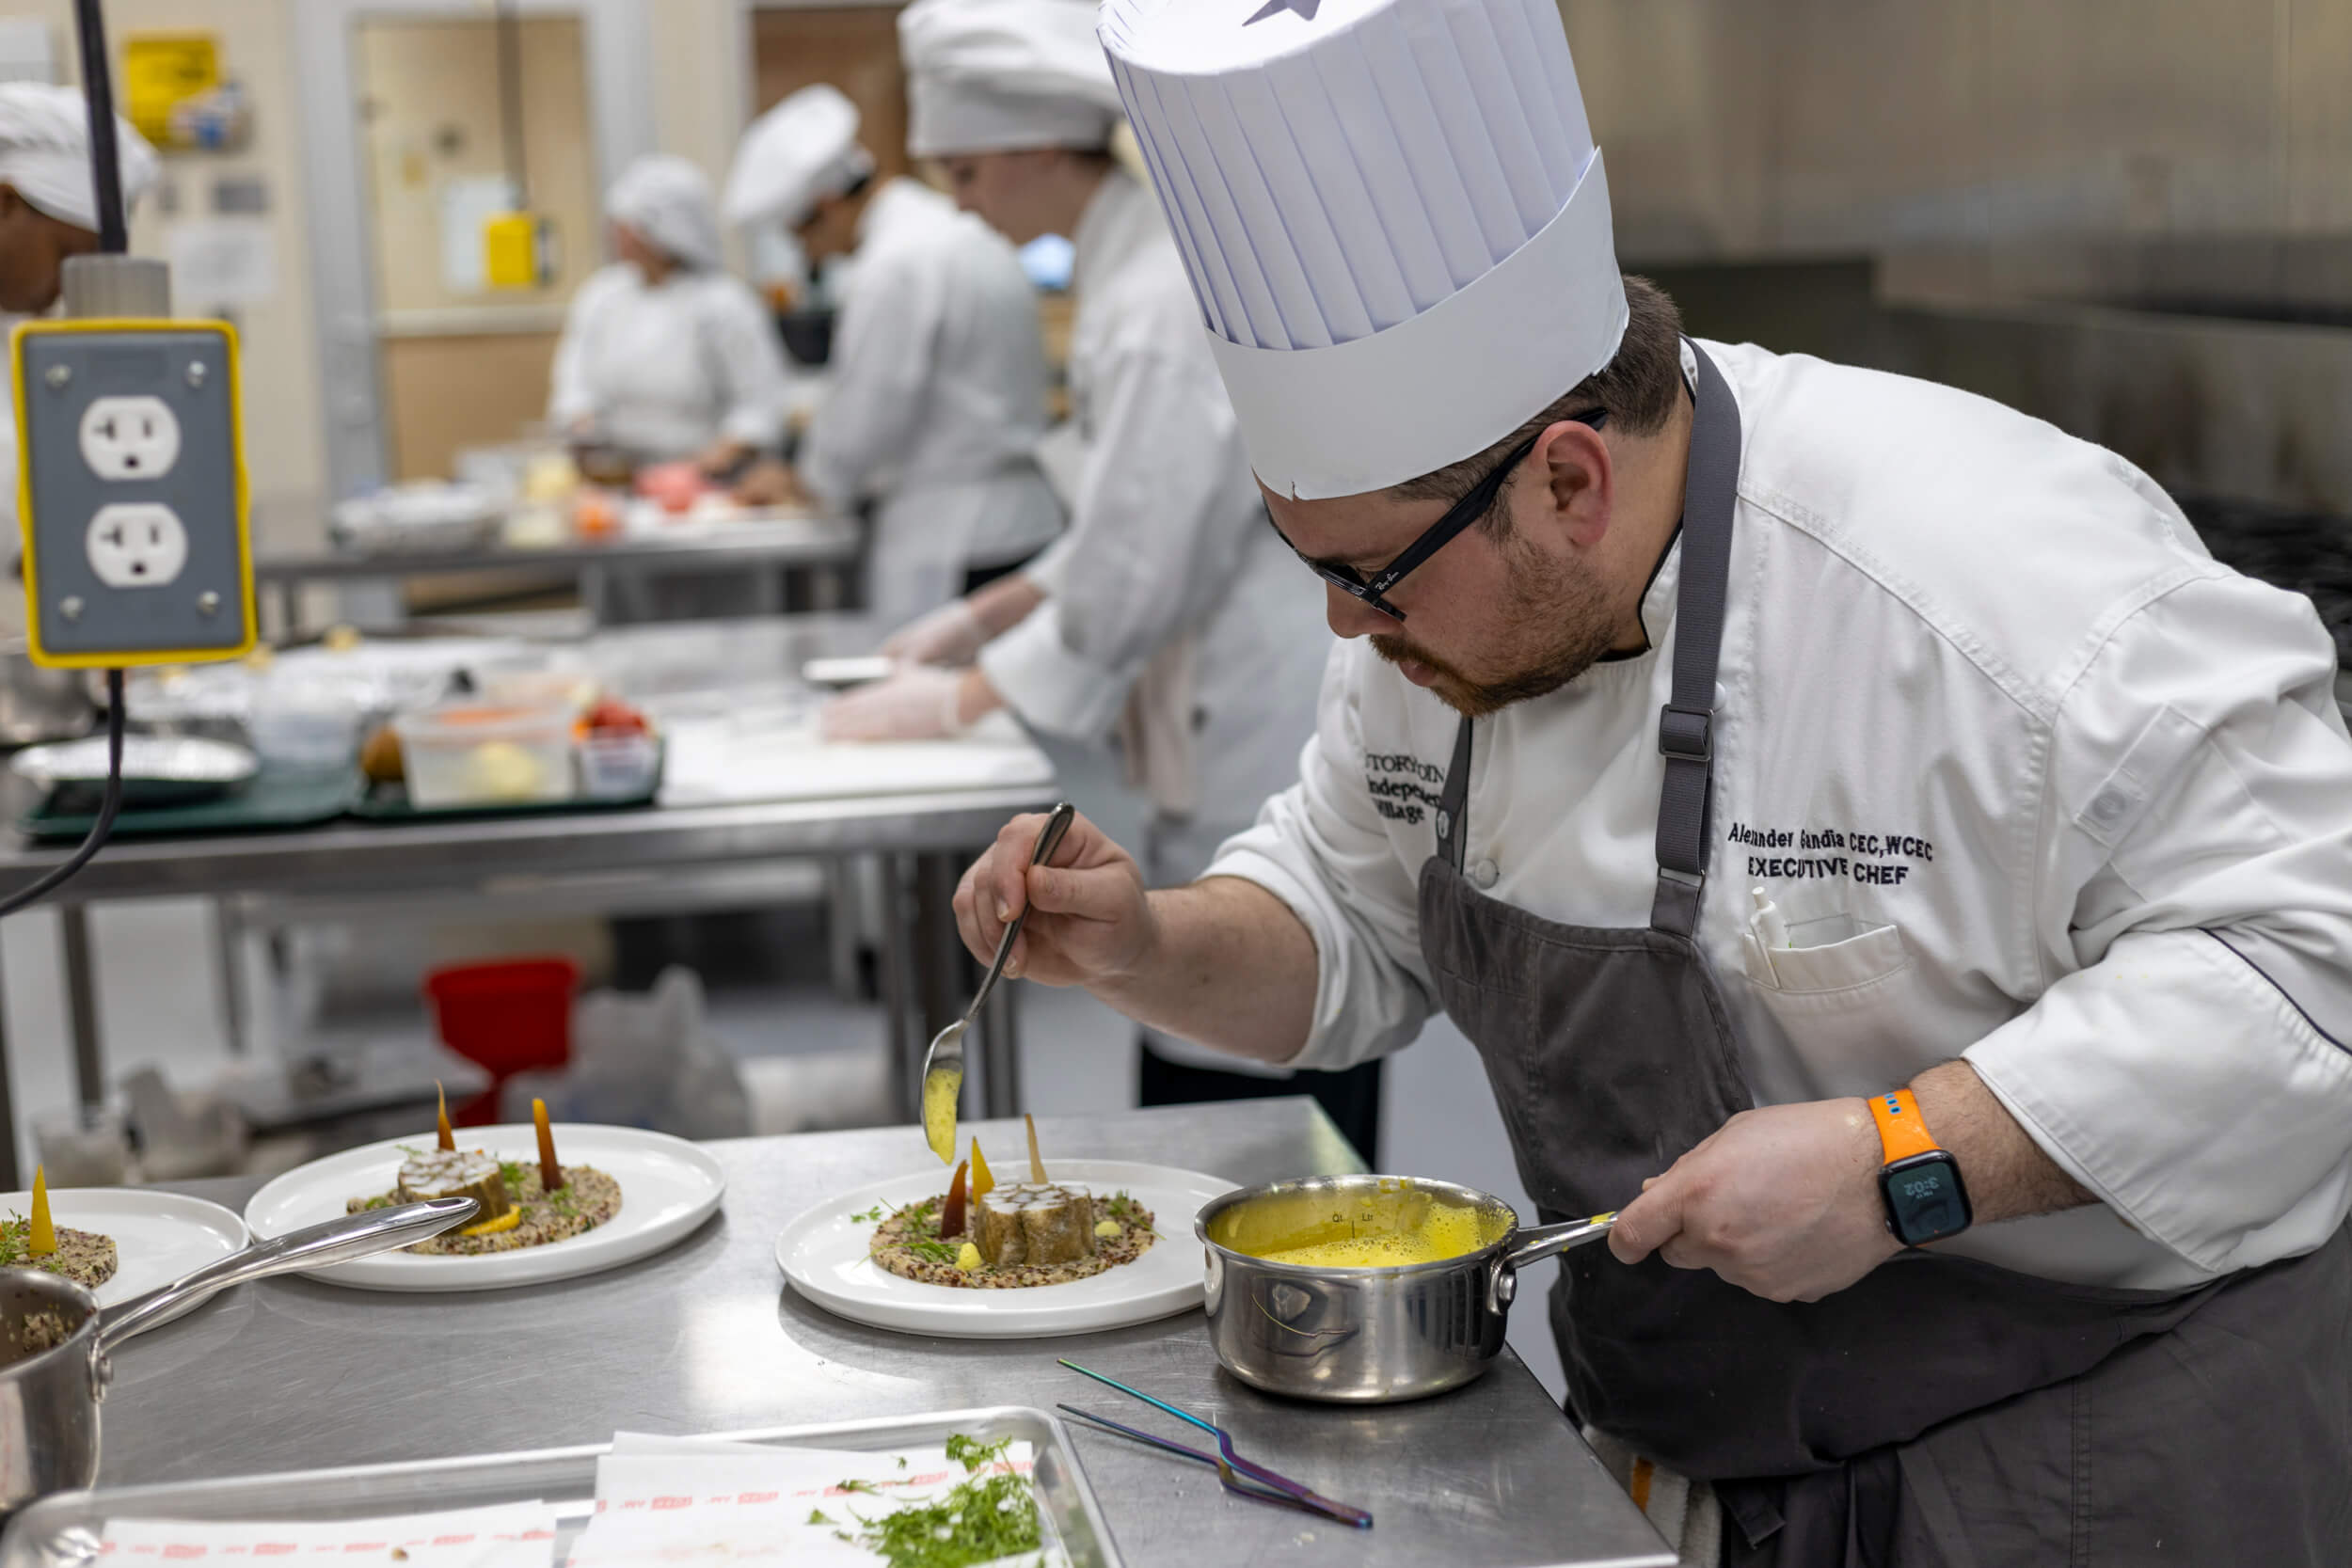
[920,801,1075,1164]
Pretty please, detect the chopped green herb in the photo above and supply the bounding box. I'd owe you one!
[805,1509,831,1527]
[834,1479,882,1497]
[0,1215,22,1267]
[851,1205,885,1224]
[903,1240,959,1264]
[1104,1193,1155,1235]
[500,1161,529,1191]
[944,1433,1013,1474]
[897,1455,909,1469]
[395,1144,422,1157]
[850,1471,1038,1568]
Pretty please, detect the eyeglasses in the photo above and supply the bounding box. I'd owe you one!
[1267,410,1608,622]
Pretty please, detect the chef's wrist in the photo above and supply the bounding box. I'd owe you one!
[968,574,1045,640]
[950,669,1002,730]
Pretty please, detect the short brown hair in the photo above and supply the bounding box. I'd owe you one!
[1391,275,1685,522]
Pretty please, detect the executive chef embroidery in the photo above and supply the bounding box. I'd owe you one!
[1728,821,1936,887]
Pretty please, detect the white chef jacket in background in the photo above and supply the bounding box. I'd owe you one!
[977,169,1329,1071]
[797,178,1062,630]
[1210,339,2352,1290]
[547,262,791,465]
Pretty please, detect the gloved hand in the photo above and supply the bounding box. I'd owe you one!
[881,598,989,668]
[821,664,974,742]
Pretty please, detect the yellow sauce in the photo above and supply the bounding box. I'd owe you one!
[1253,1201,1497,1269]
[459,1207,523,1239]
[955,1243,982,1272]
[922,1067,962,1165]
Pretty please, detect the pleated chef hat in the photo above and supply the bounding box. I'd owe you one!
[1099,0,1626,499]
[898,0,1125,158]
[726,84,876,233]
[0,83,157,233]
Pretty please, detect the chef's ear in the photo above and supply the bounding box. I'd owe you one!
[1534,419,1612,547]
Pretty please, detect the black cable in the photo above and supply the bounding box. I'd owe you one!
[72,0,127,255]
[0,670,125,919]
[496,0,529,209]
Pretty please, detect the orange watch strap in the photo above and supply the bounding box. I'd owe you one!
[1869,1088,1941,1163]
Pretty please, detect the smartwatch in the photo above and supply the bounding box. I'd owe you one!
[1869,1089,1972,1246]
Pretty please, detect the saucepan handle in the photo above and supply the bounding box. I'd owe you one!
[1486,1212,1620,1314]
[99,1196,479,1350]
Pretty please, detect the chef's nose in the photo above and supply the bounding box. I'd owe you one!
[1326,582,1393,640]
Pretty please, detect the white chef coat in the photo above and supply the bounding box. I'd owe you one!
[1210,339,2352,1290]
[548,262,790,465]
[798,179,1061,630]
[978,168,1330,1071]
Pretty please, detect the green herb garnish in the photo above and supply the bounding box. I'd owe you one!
[500,1160,529,1190]
[850,1471,1038,1568]
[834,1480,882,1497]
[805,1509,831,1526]
[903,1240,959,1264]
[0,1215,22,1268]
[944,1433,1013,1474]
[851,1205,885,1224]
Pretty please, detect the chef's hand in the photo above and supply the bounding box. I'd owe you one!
[731,458,805,507]
[1607,1098,1902,1303]
[820,665,985,742]
[954,810,1155,988]
[882,598,990,668]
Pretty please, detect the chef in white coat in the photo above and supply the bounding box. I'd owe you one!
[953,0,2352,1561]
[0,85,156,635]
[824,0,1375,1151]
[723,84,1061,630]
[548,154,790,474]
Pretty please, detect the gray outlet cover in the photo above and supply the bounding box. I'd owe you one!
[16,325,249,662]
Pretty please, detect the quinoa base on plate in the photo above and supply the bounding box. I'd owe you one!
[349,1162,622,1255]
[0,1219,117,1289]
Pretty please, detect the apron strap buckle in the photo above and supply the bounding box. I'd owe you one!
[1652,866,1706,937]
[1659,705,1713,762]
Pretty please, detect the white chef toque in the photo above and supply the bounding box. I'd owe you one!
[898,0,1126,158]
[606,154,723,272]
[725,84,877,233]
[0,82,157,233]
[1099,0,1627,500]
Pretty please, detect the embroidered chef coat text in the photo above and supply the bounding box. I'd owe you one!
[1364,752,1444,826]
[1729,821,1936,886]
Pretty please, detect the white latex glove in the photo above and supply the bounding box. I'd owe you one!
[881,598,988,668]
[821,664,971,742]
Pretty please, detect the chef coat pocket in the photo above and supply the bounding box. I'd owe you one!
[1741,915,1912,995]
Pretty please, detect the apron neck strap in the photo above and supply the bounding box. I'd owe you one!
[1649,340,1743,937]
[1435,708,1473,872]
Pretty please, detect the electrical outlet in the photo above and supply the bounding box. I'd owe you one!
[78,395,181,481]
[85,502,187,587]
[12,320,252,667]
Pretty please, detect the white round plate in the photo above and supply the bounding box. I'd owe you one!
[0,1188,247,1329]
[243,1124,725,1292]
[776,1159,1233,1338]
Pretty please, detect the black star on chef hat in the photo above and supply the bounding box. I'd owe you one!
[1244,0,1321,24]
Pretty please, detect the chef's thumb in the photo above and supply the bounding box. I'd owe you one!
[1607,1180,1681,1267]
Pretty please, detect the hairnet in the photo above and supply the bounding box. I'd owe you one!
[606,153,723,272]
[0,82,158,232]
[725,85,876,233]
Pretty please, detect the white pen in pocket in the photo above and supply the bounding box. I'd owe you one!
[1751,885,1792,950]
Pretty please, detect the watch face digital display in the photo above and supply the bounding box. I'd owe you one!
[1881,1154,1971,1244]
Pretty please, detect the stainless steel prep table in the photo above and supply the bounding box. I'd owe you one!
[255,513,865,636]
[0,780,1052,1187]
[111,1101,1673,1568]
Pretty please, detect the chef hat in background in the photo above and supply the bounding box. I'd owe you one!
[606,153,723,272]
[0,82,157,233]
[1099,0,1626,500]
[725,84,877,233]
[898,0,1125,158]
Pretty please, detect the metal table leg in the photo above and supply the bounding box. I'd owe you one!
[0,934,19,1187]
[214,896,247,1055]
[60,903,103,1113]
[978,971,1022,1117]
[876,852,915,1120]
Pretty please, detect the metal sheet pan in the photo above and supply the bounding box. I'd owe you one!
[0,1405,1119,1568]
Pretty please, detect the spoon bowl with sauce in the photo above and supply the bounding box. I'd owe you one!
[1194,1174,1616,1403]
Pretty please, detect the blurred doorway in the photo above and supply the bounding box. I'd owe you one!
[296,0,653,501]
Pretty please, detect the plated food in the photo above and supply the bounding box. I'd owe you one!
[1,1170,117,1289]
[866,1117,1157,1291]
[346,1098,621,1256]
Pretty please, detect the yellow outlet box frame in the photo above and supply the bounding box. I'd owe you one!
[11,317,256,670]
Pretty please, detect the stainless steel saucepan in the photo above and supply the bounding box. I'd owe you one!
[0,1196,478,1513]
[1196,1175,1617,1404]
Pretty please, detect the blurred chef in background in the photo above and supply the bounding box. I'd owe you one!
[823,0,1374,1153]
[723,84,1061,630]
[0,83,157,635]
[548,154,790,480]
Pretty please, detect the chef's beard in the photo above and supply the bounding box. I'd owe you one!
[1370,542,1623,719]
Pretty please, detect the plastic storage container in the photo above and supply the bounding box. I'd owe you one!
[423,958,579,1124]
[579,732,660,800]
[391,702,573,808]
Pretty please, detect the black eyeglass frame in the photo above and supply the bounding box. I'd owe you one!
[1267,410,1609,622]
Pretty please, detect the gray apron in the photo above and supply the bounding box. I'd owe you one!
[1416,342,2352,1563]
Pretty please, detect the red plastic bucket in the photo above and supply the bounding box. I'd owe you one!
[423,957,579,1124]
